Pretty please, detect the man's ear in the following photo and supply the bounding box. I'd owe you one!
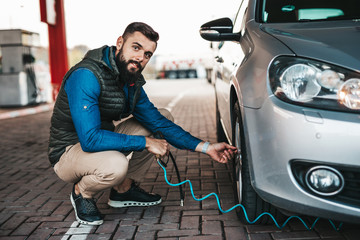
[116,36,123,50]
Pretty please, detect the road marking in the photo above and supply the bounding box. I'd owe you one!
[61,221,93,240]
[165,89,191,112]
[0,103,54,120]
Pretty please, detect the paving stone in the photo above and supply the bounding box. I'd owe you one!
[95,221,118,234]
[155,237,177,240]
[38,200,63,212]
[27,227,55,240]
[10,222,40,236]
[38,221,75,229]
[26,215,66,223]
[134,230,156,240]
[180,236,223,240]
[157,229,199,238]
[112,225,137,239]
[80,234,112,240]
[182,210,219,216]
[143,206,163,219]
[181,216,200,230]
[224,226,247,240]
[248,233,273,240]
[271,230,319,239]
[0,230,11,236]
[160,211,181,224]
[47,236,64,240]
[246,224,286,233]
[0,236,25,240]
[51,201,72,216]
[201,220,222,235]
[0,213,14,225]
[138,223,179,232]
[129,217,160,225]
[0,214,27,230]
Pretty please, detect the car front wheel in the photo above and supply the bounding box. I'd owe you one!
[232,101,283,225]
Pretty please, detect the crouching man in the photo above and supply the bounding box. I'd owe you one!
[48,22,236,225]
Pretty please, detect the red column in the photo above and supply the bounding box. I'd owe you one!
[40,0,69,100]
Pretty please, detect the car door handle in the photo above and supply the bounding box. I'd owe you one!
[215,56,224,63]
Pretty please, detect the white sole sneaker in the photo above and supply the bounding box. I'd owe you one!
[107,198,162,208]
[70,194,104,225]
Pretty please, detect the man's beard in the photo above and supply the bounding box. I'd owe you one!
[115,51,143,85]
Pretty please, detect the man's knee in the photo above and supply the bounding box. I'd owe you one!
[159,108,174,122]
[99,153,129,183]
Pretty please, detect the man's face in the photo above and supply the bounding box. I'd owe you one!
[115,31,156,83]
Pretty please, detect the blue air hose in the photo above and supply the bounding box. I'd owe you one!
[157,159,343,231]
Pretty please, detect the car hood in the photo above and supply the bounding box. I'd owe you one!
[260,21,360,71]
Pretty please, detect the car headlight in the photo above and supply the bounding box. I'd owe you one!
[338,78,360,110]
[269,56,360,112]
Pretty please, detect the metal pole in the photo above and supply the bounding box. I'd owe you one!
[40,0,69,100]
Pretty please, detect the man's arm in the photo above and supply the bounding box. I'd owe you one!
[132,87,237,163]
[65,69,146,152]
[132,88,202,150]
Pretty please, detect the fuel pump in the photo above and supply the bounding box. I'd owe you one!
[0,29,41,106]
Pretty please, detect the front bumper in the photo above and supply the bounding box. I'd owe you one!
[243,95,360,223]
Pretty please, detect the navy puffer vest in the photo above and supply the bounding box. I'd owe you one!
[48,46,145,166]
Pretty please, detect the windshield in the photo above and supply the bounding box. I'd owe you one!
[262,0,360,23]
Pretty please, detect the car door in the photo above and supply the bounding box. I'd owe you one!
[215,0,248,140]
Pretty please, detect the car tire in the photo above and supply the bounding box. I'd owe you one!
[232,101,284,225]
[215,98,227,143]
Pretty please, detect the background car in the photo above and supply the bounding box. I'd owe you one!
[200,0,360,224]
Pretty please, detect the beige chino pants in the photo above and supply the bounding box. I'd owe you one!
[54,109,173,198]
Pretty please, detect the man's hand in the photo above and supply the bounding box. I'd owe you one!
[197,142,237,164]
[145,137,170,158]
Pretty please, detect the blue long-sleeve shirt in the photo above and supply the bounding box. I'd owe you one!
[64,49,201,153]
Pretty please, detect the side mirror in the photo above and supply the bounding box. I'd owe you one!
[200,18,240,42]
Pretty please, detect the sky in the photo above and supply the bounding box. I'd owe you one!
[0,0,238,57]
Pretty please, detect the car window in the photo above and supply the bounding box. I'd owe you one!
[262,0,360,23]
[233,0,249,33]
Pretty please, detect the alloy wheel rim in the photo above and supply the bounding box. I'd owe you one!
[235,119,242,203]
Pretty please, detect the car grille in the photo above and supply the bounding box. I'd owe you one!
[334,169,360,207]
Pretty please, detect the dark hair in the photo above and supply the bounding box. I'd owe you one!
[122,22,159,44]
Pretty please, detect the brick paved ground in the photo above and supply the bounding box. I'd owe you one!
[0,79,359,239]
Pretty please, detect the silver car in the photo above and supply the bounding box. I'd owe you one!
[200,0,360,224]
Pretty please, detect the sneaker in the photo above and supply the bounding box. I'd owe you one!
[70,185,103,225]
[108,182,162,208]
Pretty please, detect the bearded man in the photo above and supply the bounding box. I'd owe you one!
[48,22,236,225]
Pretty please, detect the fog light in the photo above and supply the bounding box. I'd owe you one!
[305,166,344,196]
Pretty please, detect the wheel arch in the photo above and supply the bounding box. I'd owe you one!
[229,81,244,144]
[230,81,255,186]
[229,84,239,144]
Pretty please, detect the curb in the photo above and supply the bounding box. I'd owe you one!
[0,103,54,120]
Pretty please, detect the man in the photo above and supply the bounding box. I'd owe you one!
[48,22,237,225]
